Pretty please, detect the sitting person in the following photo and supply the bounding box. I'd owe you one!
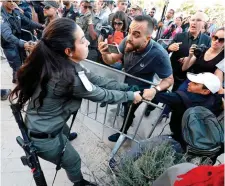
[152,72,223,147]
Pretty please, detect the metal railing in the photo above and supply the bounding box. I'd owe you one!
[79,60,166,165]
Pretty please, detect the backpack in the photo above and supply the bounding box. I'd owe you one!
[182,106,224,164]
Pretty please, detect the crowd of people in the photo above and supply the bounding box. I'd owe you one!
[0,0,224,185]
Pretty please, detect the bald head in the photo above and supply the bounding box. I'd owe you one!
[191,12,209,22]
[189,12,208,36]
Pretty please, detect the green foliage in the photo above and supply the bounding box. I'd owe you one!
[112,143,186,186]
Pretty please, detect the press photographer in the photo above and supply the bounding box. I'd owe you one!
[167,12,211,91]
[179,27,224,91]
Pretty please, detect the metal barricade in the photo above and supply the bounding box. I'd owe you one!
[79,60,166,165]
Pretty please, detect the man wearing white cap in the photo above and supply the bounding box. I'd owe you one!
[152,72,223,147]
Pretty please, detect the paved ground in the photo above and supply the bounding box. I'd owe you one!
[1,58,223,186]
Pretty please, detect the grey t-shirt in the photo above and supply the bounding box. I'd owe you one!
[119,37,173,89]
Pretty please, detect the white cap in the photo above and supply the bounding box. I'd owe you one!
[187,72,221,94]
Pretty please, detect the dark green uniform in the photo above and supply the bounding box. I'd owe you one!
[25,62,134,183]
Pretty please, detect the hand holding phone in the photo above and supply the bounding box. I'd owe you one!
[107,44,120,54]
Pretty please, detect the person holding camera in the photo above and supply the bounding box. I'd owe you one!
[99,15,174,142]
[167,12,211,91]
[9,18,142,185]
[178,28,224,91]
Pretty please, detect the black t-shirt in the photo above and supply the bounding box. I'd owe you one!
[191,50,224,74]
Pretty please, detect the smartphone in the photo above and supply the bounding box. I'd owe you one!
[107,44,120,54]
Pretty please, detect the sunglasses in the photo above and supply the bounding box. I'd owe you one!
[83,5,92,9]
[212,35,224,43]
[44,6,52,10]
[114,21,123,26]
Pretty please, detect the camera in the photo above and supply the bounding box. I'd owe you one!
[170,24,177,31]
[193,44,208,58]
[100,25,114,40]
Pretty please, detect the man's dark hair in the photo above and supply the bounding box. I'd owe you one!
[151,7,156,12]
[133,15,154,34]
[170,9,175,15]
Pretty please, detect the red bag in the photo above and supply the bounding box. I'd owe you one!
[174,164,224,186]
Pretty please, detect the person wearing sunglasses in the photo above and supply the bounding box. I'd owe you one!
[106,11,128,70]
[108,0,131,32]
[148,7,158,31]
[41,1,59,26]
[182,27,224,76]
[167,12,211,91]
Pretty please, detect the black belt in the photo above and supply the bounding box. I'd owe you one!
[30,128,62,139]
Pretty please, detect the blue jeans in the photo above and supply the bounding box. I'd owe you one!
[110,62,123,70]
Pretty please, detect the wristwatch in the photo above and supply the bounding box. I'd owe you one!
[153,86,161,93]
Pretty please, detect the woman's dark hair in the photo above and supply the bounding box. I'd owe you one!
[176,16,183,22]
[10,18,78,109]
[112,11,128,32]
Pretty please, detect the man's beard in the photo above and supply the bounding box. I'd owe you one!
[125,41,141,53]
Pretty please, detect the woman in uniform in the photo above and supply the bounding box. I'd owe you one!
[10,18,142,185]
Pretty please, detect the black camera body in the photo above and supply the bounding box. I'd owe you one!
[100,25,114,40]
[193,44,208,58]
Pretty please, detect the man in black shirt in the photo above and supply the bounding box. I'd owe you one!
[167,12,211,91]
[62,1,79,22]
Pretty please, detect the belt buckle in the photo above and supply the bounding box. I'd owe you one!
[48,133,52,138]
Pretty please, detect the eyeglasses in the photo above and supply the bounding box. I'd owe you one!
[114,21,123,26]
[44,6,52,10]
[83,5,92,9]
[212,35,224,43]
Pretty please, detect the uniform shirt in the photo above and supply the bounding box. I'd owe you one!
[18,0,32,19]
[119,38,173,89]
[1,6,42,48]
[62,4,79,22]
[97,7,111,26]
[25,62,134,133]
[77,13,102,48]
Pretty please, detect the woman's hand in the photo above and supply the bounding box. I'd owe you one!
[189,44,197,57]
[133,91,142,104]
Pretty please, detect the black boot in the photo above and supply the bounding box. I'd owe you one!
[74,179,97,186]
